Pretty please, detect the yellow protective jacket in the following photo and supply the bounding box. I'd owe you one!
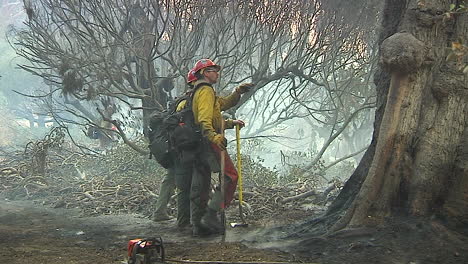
[177,80,241,142]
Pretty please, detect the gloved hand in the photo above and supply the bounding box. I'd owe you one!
[235,83,254,94]
[212,134,227,150]
[232,119,245,128]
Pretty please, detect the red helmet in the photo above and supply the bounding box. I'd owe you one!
[187,68,197,83]
[192,59,221,74]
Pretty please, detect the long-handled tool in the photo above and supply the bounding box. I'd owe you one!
[219,119,226,241]
[230,124,248,228]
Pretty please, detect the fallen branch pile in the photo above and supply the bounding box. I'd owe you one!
[226,180,341,224]
[1,139,341,223]
[1,141,167,217]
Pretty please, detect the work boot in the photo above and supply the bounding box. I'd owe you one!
[192,222,214,237]
[152,211,172,222]
[201,209,224,234]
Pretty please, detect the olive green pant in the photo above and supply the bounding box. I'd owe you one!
[155,157,192,227]
[154,168,175,216]
[173,160,193,227]
[175,145,227,227]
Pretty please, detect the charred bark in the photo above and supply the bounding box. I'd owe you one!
[326,0,408,217]
[330,0,468,230]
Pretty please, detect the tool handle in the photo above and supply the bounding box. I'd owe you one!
[220,119,226,241]
[220,120,226,206]
[236,124,247,223]
[235,124,243,205]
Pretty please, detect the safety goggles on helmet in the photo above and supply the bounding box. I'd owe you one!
[202,67,219,73]
[192,59,221,74]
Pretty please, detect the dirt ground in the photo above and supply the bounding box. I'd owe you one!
[0,198,307,264]
[1,198,468,264]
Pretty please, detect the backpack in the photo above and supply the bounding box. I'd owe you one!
[148,110,173,168]
[148,84,206,168]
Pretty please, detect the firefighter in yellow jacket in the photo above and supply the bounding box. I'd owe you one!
[181,59,253,236]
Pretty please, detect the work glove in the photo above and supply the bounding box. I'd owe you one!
[232,119,245,128]
[212,134,227,150]
[235,83,254,94]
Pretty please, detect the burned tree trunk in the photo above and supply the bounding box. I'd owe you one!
[330,0,468,230]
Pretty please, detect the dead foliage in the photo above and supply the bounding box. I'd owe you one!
[1,139,341,223]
